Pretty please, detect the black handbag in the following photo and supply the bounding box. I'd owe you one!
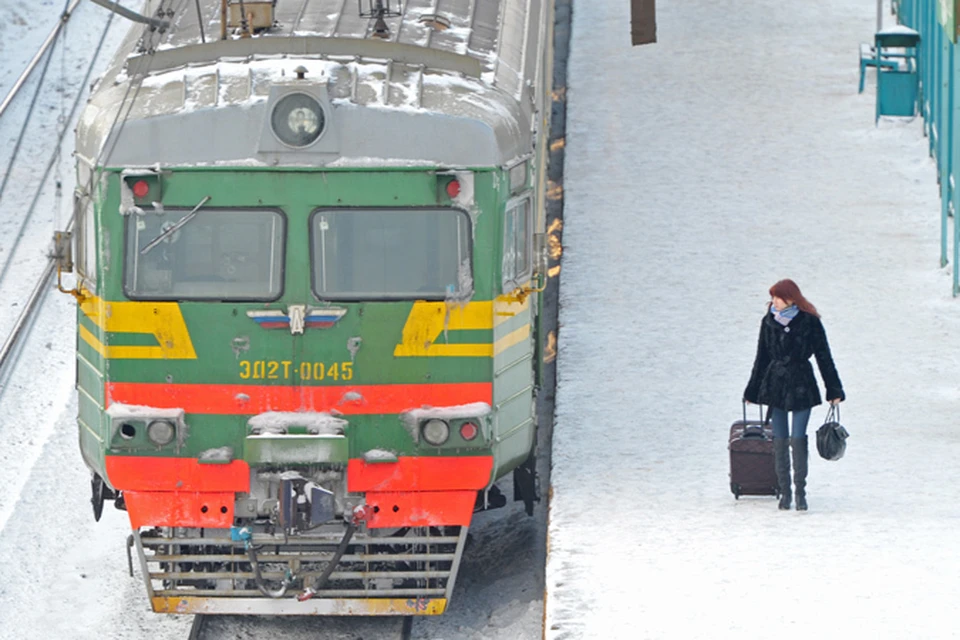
[816,405,849,461]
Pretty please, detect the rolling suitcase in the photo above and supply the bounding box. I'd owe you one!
[729,403,779,499]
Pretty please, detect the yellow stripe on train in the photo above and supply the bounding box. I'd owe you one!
[393,297,530,358]
[79,295,197,360]
[150,596,447,616]
[493,325,531,356]
[78,295,527,361]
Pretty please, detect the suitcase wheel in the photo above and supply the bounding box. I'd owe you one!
[731,482,741,499]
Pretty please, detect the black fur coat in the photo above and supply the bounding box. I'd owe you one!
[743,310,845,411]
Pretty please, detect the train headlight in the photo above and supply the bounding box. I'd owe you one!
[147,419,176,446]
[271,93,325,147]
[421,419,450,446]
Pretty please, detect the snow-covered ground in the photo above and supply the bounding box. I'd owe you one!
[0,4,196,639]
[0,3,545,639]
[5,0,954,638]
[546,1,960,638]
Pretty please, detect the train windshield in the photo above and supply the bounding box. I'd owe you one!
[310,208,471,301]
[124,208,285,300]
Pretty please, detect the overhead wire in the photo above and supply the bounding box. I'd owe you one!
[64,0,179,292]
[0,0,184,383]
[54,0,71,231]
[0,0,73,208]
[89,0,204,181]
[0,7,117,286]
[90,0,182,179]
[0,0,83,121]
[194,0,206,43]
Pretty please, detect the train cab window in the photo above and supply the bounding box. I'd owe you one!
[502,196,532,291]
[124,208,285,301]
[310,208,471,301]
[74,193,97,290]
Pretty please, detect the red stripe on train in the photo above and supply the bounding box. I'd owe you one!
[105,456,251,492]
[105,457,251,529]
[105,456,491,529]
[347,456,494,492]
[123,491,236,528]
[364,491,478,528]
[105,382,493,415]
[349,457,494,528]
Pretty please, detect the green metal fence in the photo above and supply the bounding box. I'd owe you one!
[896,0,960,294]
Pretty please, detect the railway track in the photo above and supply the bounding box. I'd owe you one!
[175,1,573,638]
[0,2,118,391]
[0,0,126,540]
[0,0,573,636]
[189,613,413,639]
[0,259,55,389]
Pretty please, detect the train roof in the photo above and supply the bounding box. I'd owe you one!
[77,0,548,170]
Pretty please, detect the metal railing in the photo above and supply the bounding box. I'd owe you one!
[895,0,960,294]
[134,525,468,605]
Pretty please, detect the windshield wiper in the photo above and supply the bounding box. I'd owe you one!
[140,195,211,255]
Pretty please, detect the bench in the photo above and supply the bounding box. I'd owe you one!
[859,43,901,93]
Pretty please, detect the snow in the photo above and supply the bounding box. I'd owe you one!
[336,390,363,405]
[198,445,234,462]
[545,1,960,639]
[0,0,133,543]
[247,411,347,435]
[323,155,443,167]
[3,0,953,638]
[0,2,541,639]
[878,24,920,36]
[363,448,399,462]
[106,403,183,421]
[0,4,195,639]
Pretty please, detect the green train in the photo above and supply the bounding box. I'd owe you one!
[57,0,554,617]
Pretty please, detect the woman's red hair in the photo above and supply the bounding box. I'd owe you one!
[768,279,820,317]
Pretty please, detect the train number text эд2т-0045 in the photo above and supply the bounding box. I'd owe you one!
[238,360,354,381]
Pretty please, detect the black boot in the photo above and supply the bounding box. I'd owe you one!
[773,438,791,510]
[792,436,808,511]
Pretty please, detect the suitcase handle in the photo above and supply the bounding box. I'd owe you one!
[741,401,769,424]
[740,425,768,440]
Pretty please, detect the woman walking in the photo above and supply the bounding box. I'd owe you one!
[744,279,844,511]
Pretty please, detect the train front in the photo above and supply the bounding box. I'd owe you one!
[70,42,540,616]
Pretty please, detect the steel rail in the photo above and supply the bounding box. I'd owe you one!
[188,614,207,640]
[0,6,116,289]
[0,258,56,386]
[0,0,82,121]
[0,4,117,391]
[188,613,413,640]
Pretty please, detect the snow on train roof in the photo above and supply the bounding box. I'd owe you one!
[76,0,546,168]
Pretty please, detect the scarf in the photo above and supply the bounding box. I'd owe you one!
[771,304,799,326]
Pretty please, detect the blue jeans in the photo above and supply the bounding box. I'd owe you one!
[770,407,811,439]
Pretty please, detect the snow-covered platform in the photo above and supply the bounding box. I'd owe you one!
[545,1,960,638]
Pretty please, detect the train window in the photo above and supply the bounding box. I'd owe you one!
[309,208,471,301]
[74,193,97,290]
[124,208,285,301]
[502,197,532,290]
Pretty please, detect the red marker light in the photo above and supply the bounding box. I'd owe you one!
[460,421,478,441]
[445,179,461,199]
[132,180,150,199]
